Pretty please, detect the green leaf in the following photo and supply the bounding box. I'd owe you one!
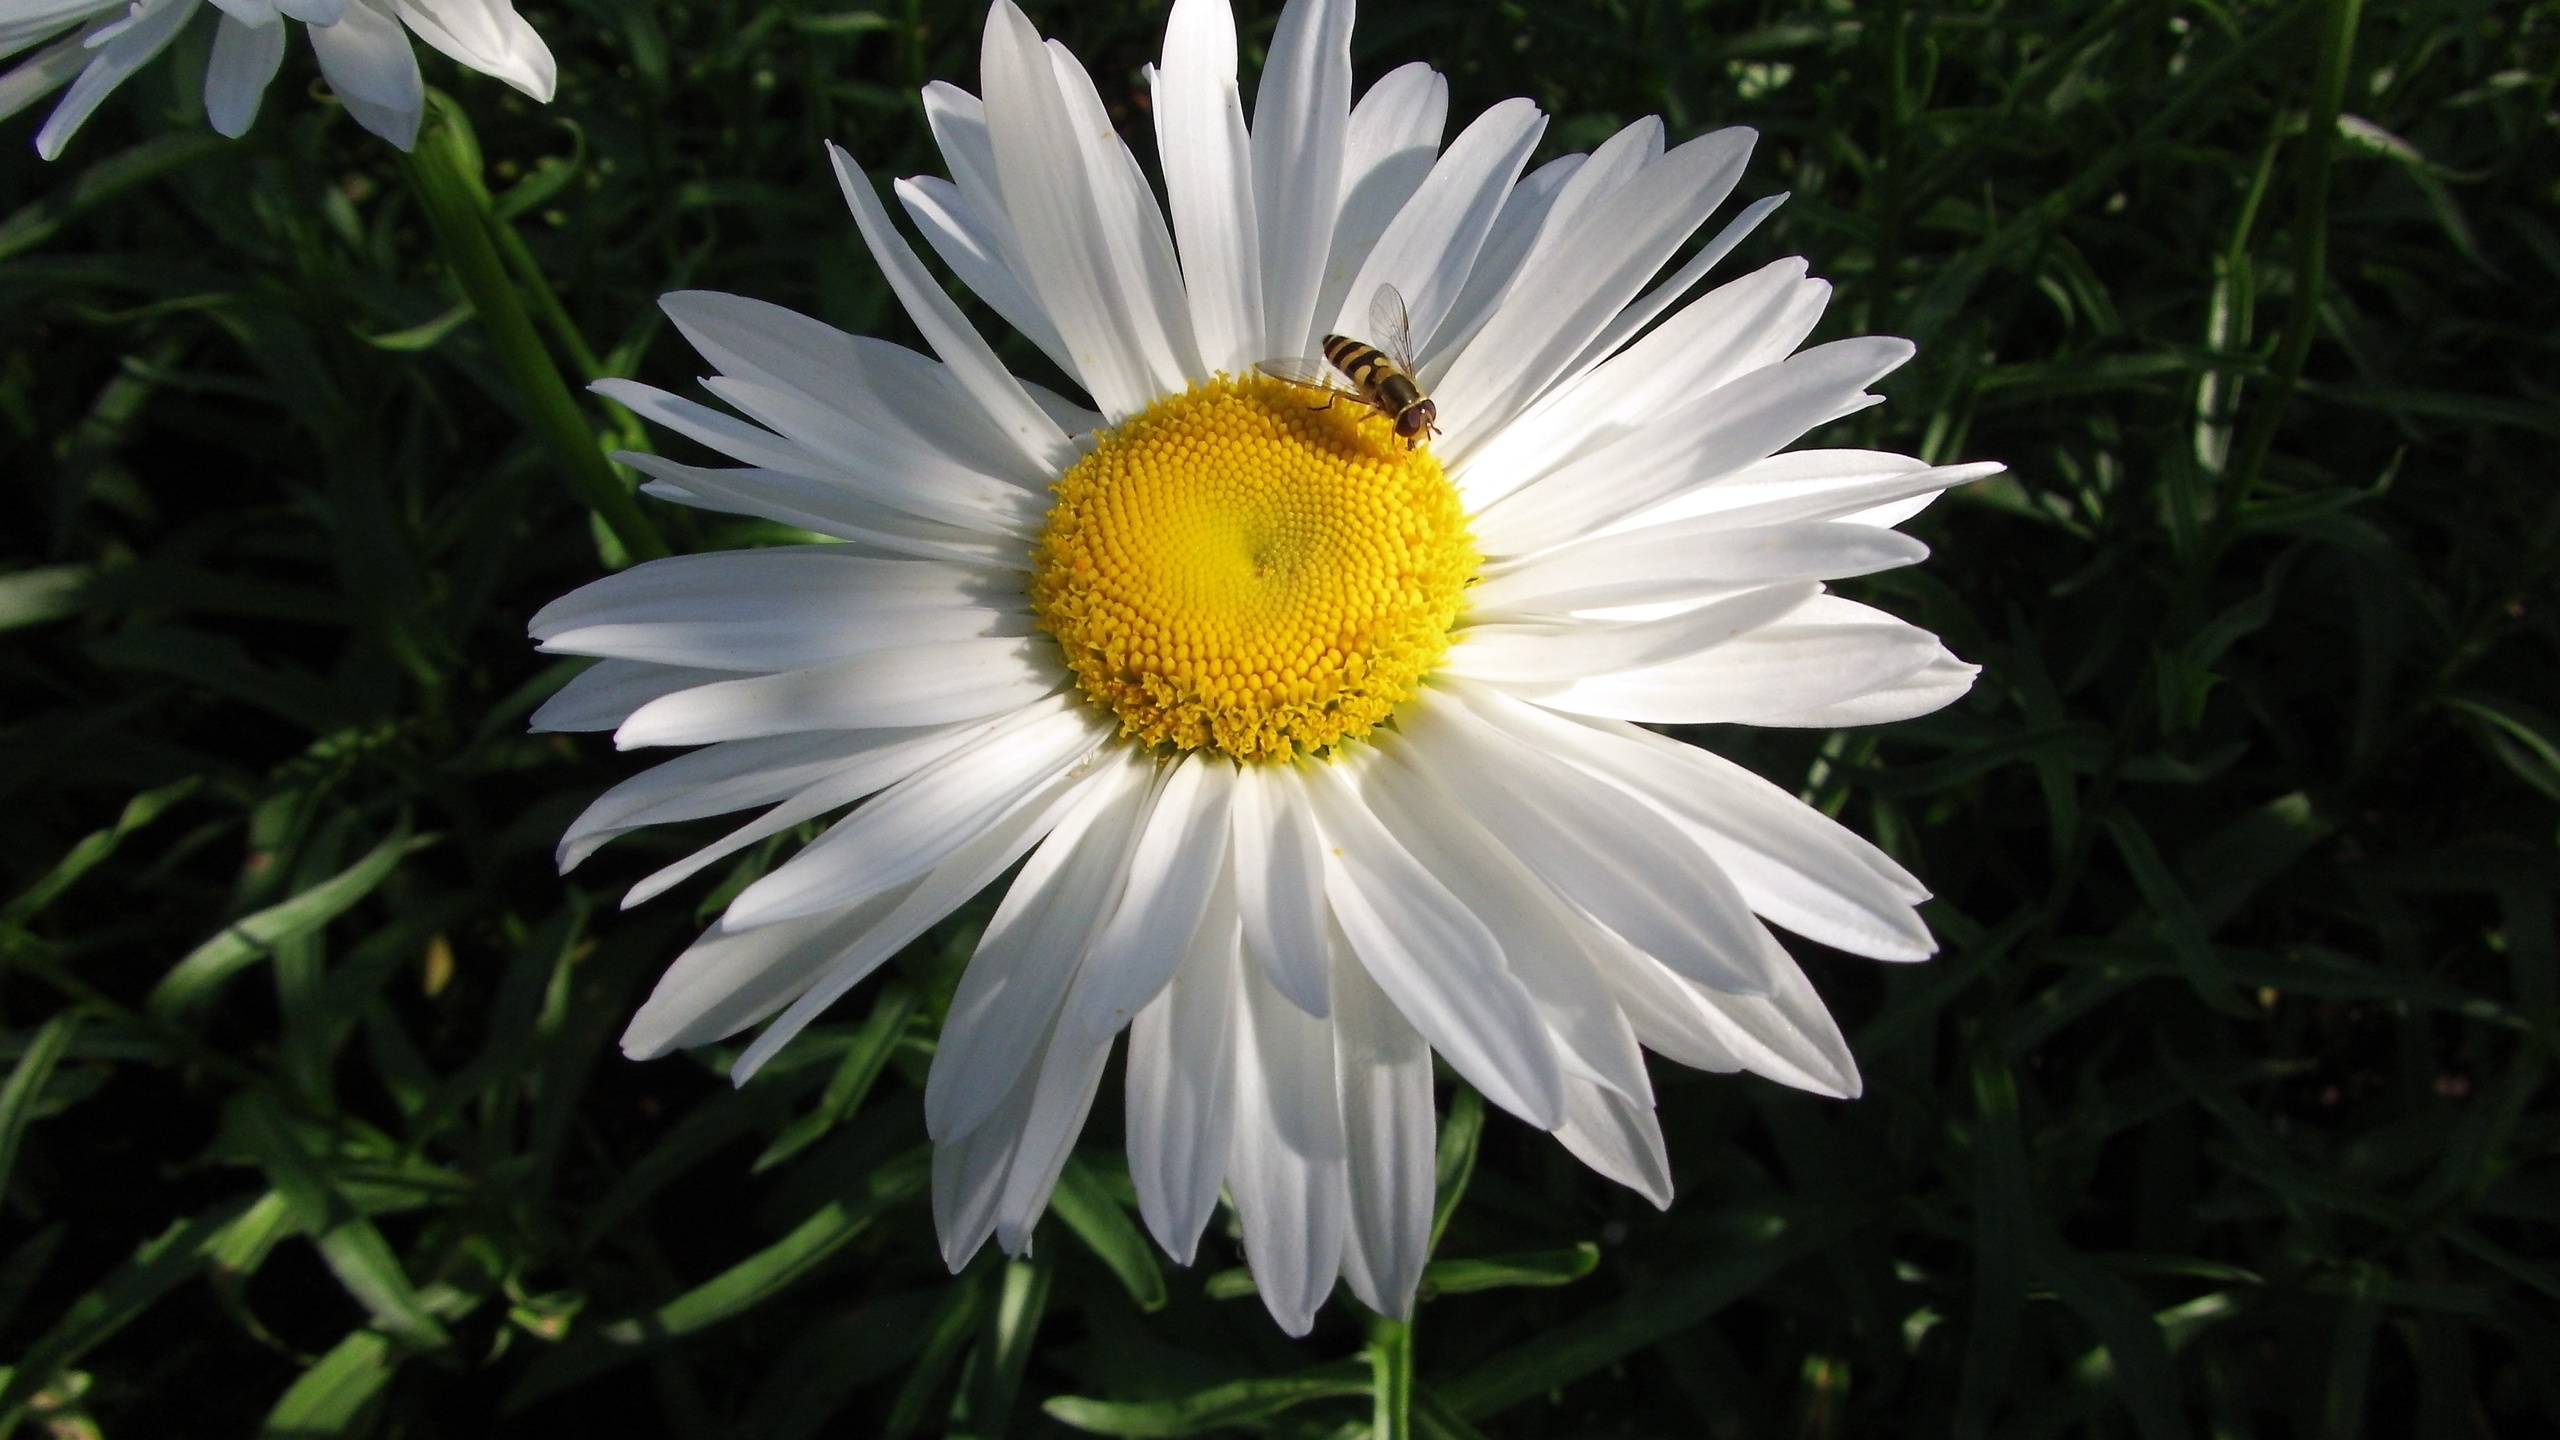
[2443,694,2560,803]
[2102,811,2251,1016]
[490,120,590,222]
[1049,1150,1166,1312]
[0,567,89,632]
[0,1225,64,1337]
[355,303,474,352]
[226,1093,450,1351]
[149,829,436,1020]
[260,1329,398,1439]
[4,777,198,926]
[1043,1360,1375,1437]
[1954,1059,2031,1440]
[1420,1242,1599,1298]
[85,625,348,731]
[886,1272,990,1440]
[1200,1267,1257,1299]
[508,1145,930,1407]
[1438,1207,1833,1420]
[951,1255,1051,1440]
[0,132,235,261]
[0,1195,259,1426]
[2034,1232,2195,1440]
[2176,790,2333,929]
[0,1014,79,1203]
[753,981,915,1172]
[1430,1084,1484,1252]
[732,1291,945,1440]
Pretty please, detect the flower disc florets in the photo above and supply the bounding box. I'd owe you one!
[1030,376,1477,763]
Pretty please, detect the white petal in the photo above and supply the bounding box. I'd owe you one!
[3,4,115,64]
[1434,126,1755,457]
[550,602,1029,676]
[1308,61,1443,352]
[1391,690,1775,995]
[1229,761,1330,1017]
[307,0,421,150]
[1126,872,1240,1263]
[728,753,1110,1082]
[1453,258,1821,513]
[827,142,1076,477]
[616,720,997,909]
[1448,581,1821,684]
[620,893,910,1059]
[980,1,1197,415]
[1331,932,1433,1319]
[1609,449,2000,534]
[592,380,856,487]
[1514,594,1944,725]
[1561,191,1786,386]
[1,32,96,132]
[1586,924,1861,1098]
[933,1037,1040,1269]
[1226,947,1346,1337]
[1063,754,1234,1037]
[720,696,1104,928]
[1462,688,1935,958]
[1357,745,1652,1101]
[530,547,1011,637]
[532,548,1022,672]
[1331,95,1543,360]
[392,0,550,99]
[1512,116,1663,276]
[625,457,1027,570]
[1248,0,1353,362]
[993,1018,1116,1255]
[558,726,965,872]
[1473,521,1926,617]
[203,13,283,136]
[656,288,1060,494]
[270,0,336,22]
[1153,0,1262,375]
[1301,757,1566,1128]
[925,750,1150,1142]
[1552,1076,1673,1208]
[1417,151,1582,385]
[1748,647,1979,727]
[698,375,1043,536]
[528,659,728,733]
[33,0,193,160]
[613,636,1058,748]
[1470,337,1915,557]
[895,175,1081,382]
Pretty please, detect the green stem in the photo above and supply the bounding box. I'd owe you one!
[490,219,608,382]
[489,217,658,462]
[2221,0,2365,516]
[1369,1313,1414,1440]
[398,102,669,563]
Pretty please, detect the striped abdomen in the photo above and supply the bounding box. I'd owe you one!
[1321,335,1436,440]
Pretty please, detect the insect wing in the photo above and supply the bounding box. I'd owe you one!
[1256,356,1355,395]
[1367,283,1420,373]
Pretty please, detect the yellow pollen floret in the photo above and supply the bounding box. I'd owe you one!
[1030,375,1476,764]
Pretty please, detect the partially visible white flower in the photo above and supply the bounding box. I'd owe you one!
[0,0,552,157]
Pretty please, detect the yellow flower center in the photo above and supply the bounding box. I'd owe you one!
[1030,375,1477,764]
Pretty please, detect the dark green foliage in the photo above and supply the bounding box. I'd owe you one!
[2,0,2555,1434]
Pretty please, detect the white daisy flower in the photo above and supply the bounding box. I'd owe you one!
[0,0,552,157]
[535,0,1997,1334]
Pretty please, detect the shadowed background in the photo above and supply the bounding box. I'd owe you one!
[0,0,2554,1435]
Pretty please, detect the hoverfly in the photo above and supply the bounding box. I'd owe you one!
[1258,283,1440,447]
